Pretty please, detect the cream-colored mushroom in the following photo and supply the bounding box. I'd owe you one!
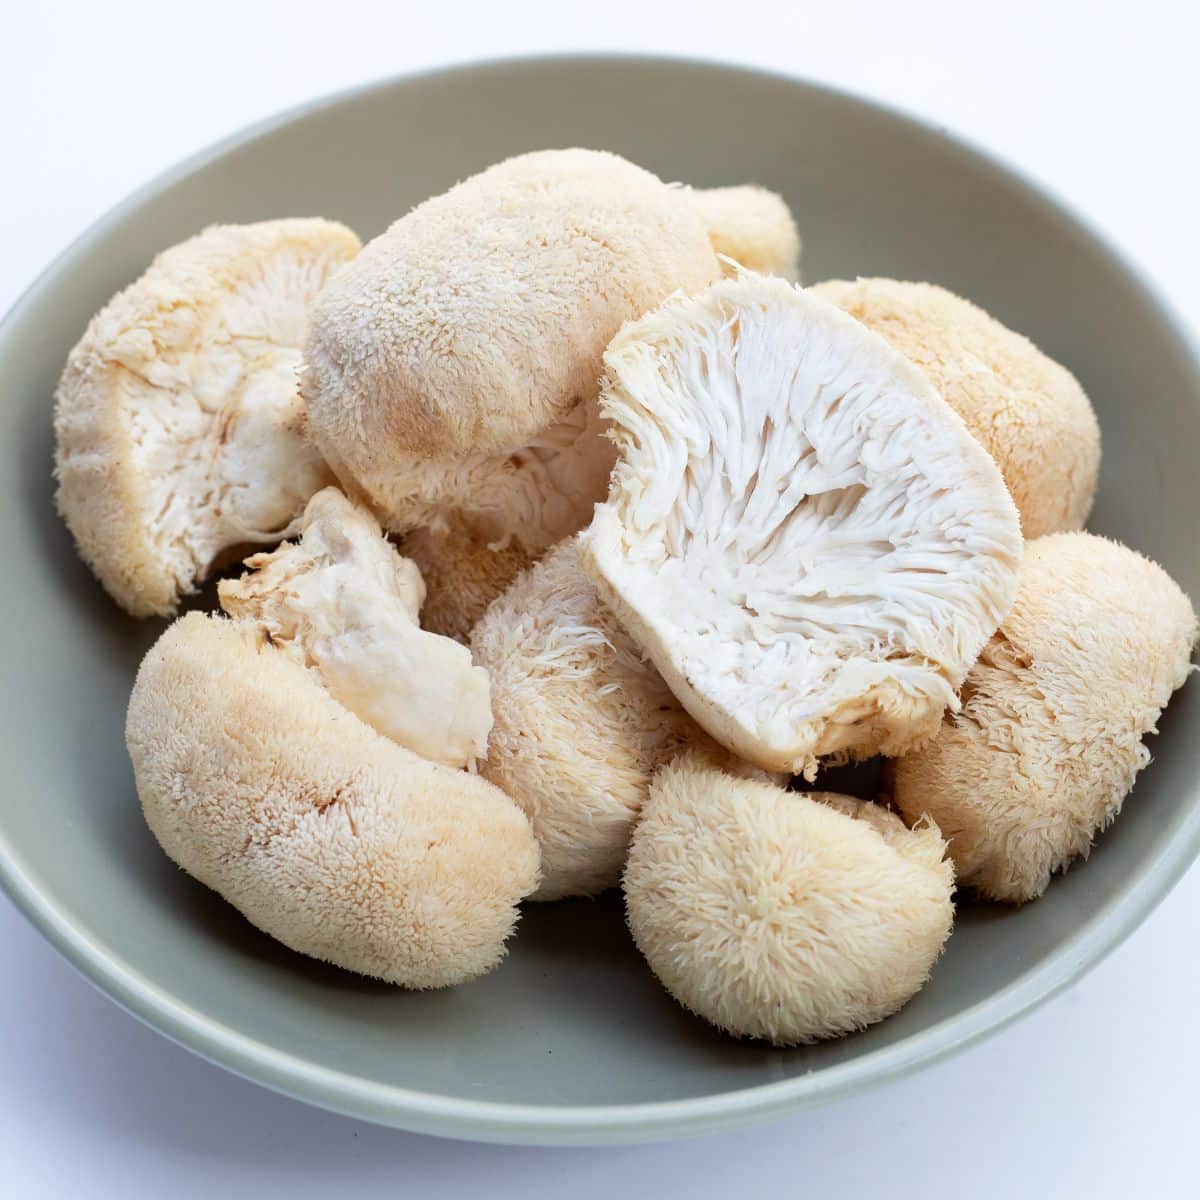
[471,537,701,900]
[301,150,720,624]
[304,159,806,636]
[369,396,616,564]
[304,148,720,473]
[892,532,1197,902]
[126,614,540,988]
[581,274,1023,778]
[219,487,492,770]
[624,752,955,1044]
[812,278,1101,537]
[55,219,359,616]
[691,185,801,279]
[397,527,533,644]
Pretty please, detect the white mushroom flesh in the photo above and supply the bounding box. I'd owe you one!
[219,488,492,769]
[55,220,359,615]
[582,274,1023,775]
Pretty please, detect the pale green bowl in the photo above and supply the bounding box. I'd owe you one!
[1,56,1197,1146]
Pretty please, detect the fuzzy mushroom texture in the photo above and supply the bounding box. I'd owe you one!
[372,391,619,578]
[812,278,1101,537]
[360,396,617,643]
[691,185,802,279]
[127,613,539,987]
[892,532,1197,903]
[218,487,492,770]
[305,148,720,469]
[397,527,532,644]
[580,274,1023,778]
[470,537,703,901]
[624,752,955,1045]
[55,219,360,617]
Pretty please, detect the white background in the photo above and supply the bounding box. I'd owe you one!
[3,2,1198,1195]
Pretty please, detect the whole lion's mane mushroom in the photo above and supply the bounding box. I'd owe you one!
[813,278,1101,537]
[624,753,955,1045]
[580,274,1024,778]
[301,151,803,638]
[55,219,360,617]
[892,532,1197,902]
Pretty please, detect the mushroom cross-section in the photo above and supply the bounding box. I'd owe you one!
[581,275,1023,776]
[55,219,360,617]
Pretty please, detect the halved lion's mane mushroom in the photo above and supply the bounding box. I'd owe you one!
[581,274,1023,778]
[55,219,360,616]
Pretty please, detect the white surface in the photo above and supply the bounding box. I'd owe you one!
[3,2,1197,1195]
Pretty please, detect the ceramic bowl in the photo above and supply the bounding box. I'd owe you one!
[1,55,1197,1145]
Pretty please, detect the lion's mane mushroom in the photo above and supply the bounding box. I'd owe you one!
[127,613,539,987]
[303,148,720,483]
[812,278,1101,537]
[581,274,1023,778]
[302,149,722,626]
[470,537,703,900]
[397,528,533,644]
[691,185,801,279]
[388,396,618,640]
[362,390,617,559]
[624,752,955,1044]
[892,532,1197,902]
[55,219,360,617]
[219,487,492,770]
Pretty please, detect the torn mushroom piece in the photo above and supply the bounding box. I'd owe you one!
[55,219,360,617]
[127,613,539,988]
[219,487,492,771]
[624,752,955,1045]
[580,274,1023,778]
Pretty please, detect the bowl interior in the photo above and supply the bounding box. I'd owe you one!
[2,56,1198,1142]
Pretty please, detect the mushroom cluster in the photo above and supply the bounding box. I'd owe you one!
[57,149,1195,1041]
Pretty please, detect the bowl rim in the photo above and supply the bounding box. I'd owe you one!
[3,51,1199,1146]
